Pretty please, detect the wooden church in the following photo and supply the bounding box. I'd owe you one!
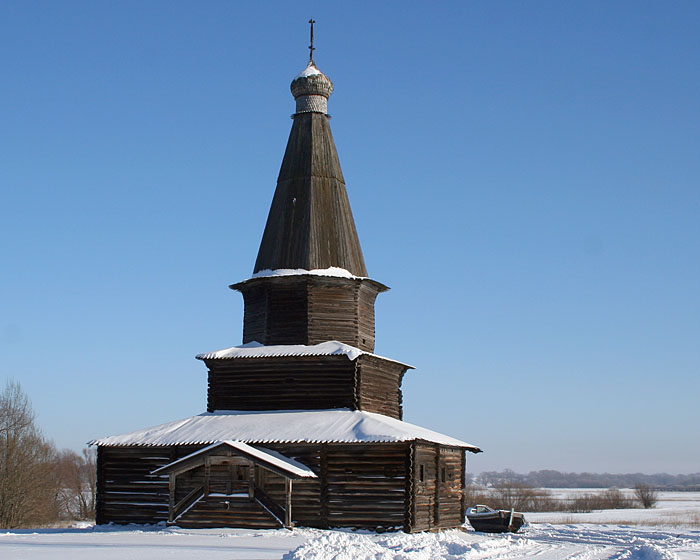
[90,31,481,533]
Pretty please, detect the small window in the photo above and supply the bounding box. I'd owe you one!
[441,466,446,483]
[419,464,425,482]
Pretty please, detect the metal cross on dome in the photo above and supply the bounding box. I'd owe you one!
[308,18,315,63]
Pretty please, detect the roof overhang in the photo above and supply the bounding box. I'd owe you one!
[88,409,481,453]
[195,340,413,369]
[229,269,389,293]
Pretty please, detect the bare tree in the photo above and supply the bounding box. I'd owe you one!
[634,483,658,509]
[463,482,491,508]
[55,448,97,520]
[0,381,61,528]
[492,480,556,512]
[79,448,97,520]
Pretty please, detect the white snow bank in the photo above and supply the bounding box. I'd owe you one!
[252,267,364,279]
[88,409,479,451]
[285,529,531,560]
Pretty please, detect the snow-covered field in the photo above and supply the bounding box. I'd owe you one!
[2,491,699,559]
[529,490,700,527]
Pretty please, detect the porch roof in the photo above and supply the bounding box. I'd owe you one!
[153,440,317,479]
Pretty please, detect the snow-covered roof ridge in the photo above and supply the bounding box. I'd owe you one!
[251,267,367,280]
[88,409,481,452]
[196,340,413,368]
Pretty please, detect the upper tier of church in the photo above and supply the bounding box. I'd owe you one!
[230,59,387,353]
[198,55,409,418]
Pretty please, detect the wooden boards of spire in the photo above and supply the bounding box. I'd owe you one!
[254,112,368,276]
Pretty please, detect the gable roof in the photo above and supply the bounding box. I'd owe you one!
[153,440,317,479]
[88,409,481,452]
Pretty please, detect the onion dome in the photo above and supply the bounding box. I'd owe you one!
[291,62,334,115]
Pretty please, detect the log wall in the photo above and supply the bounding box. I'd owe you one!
[436,447,465,529]
[206,354,407,416]
[325,443,407,531]
[410,443,465,532]
[251,443,409,530]
[355,355,407,419]
[235,276,384,353]
[206,355,356,412]
[412,443,437,532]
[97,442,414,531]
[255,444,323,527]
[307,281,365,350]
[240,282,308,346]
[96,445,196,525]
[357,283,379,351]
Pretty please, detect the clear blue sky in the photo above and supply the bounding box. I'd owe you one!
[2,1,698,474]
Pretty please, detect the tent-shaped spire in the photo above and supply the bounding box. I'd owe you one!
[253,61,368,277]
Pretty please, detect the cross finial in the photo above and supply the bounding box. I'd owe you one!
[308,19,316,63]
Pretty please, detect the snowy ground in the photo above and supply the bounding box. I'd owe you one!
[1,491,699,559]
[2,524,699,560]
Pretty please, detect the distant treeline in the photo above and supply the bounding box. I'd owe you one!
[473,469,700,490]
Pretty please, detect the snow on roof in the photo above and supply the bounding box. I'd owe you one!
[196,340,412,368]
[88,409,481,452]
[231,267,389,293]
[153,440,317,478]
[294,63,323,79]
[196,340,361,361]
[251,267,365,280]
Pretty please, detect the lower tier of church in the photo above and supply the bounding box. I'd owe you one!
[91,409,481,533]
[97,441,467,532]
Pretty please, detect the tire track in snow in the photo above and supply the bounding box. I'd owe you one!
[525,524,700,559]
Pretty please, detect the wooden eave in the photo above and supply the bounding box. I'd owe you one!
[229,273,389,294]
[414,438,482,454]
[197,346,414,371]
